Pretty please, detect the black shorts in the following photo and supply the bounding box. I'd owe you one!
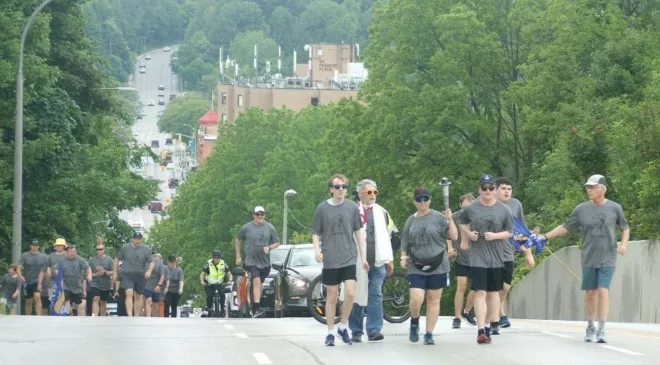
[246,266,270,282]
[322,265,357,286]
[41,295,50,309]
[24,282,41,299]
[502,261,515,285]
[455,262,470,277]
[470,267,504,292]
[90,287,112,301]
[120,273,147,295]
[64,290,83,305]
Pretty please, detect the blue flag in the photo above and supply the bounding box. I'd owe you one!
[49,262,68,316]
[509,216,547,255]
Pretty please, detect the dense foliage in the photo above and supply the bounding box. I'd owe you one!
[0,0,157,266]
[150,0,660,312]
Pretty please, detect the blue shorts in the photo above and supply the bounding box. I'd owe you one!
[407,273,450,290]
[143,288,161,302]
[581,267,615,290]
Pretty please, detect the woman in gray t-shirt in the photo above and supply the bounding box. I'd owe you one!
[399,187,457,345]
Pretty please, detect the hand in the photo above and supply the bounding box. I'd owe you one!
[469,231,479,242]
[443,209,453,220]
[200,282,206,286]
[361,260,369,272]
[538,234,547,241]
[315,251,323,263]
[99,268,106,276]
[235,257,242,266]
[386,262,393,277]
[12,292,18,299]
[178,288,183,295]
[263,246,270,254]
[617,244,626,256]
[82,291,87,299]
[154,286,161,293]
[460,241,469,251]
[46,270,52,279]
[484,232,496,241]
[145,271,151,279]
[447,247,456,258]
[87,275,92,282]
[400,256,408,269]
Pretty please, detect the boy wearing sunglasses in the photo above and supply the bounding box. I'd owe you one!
[459,174,513,345]
[312,173,369,346]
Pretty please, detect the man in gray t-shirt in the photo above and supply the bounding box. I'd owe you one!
[459,175,513,345]
[311,174,368,346]
[541,174,630,344]
[113,232,154,317]
[449,193,477,329]
[61,246,92,316]
[234,205,280,318]
[18,239,48,315]
[144,254,165,317]
[88,242,114,317]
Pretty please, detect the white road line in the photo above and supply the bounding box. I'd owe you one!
[599,344,643,356]
[542,331,573,339]
[252,353,272,365]
[224,324,235,330]
[217,320,226,323]
[235,332,249,339]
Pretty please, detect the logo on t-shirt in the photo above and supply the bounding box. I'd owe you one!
[331,214,345,236]
[588,213,607,238]
[479,215,496,234]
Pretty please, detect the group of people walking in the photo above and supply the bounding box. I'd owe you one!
[309,173,629,346]
[1,232,185,318]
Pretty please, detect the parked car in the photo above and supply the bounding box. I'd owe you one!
[165,138,173,146]
[158,99,165,105]
[151,140,159,148]
[180,306,190,317]
[168,178,179,188]
[158,90,165,97]
[145,55,151,60]
[148,201,163,213]
[147,99,155,106]
[271,244,322,317]
[163,47,171,52]
[158,84,164,90]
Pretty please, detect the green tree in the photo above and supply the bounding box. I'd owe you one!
[157,92,211,139]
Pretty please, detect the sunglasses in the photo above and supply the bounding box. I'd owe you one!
[364,190,378,196]
[332,184,349,190]
[96,248,104,251]
[480,185,496,191]
[415,196,430,203]
[254,212,265,216]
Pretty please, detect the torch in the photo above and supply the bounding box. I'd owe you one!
[439,177,451,210]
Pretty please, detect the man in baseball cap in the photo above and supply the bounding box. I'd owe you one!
[540,174,629,344]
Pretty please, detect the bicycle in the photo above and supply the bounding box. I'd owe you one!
[306,270,411,325]
[207,284,225,318]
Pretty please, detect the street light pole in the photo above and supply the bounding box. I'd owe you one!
[282,189,297,245]
[12,0,55,316]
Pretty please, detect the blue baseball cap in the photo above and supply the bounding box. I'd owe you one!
[413,187,431,199]
[479,175,495,186]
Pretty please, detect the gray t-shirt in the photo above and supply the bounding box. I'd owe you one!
[452,209,470,267]
[160,265,169,290]
[1,274,20,300]
[45,252,67,289]
[238,222,280,269]
[117,243,152,275]
[146,260,165,290]
[167,266,184,293]
[460,200,513,268]
[401,210,451,276]
[89,256,114,291]
[562,200,628,268]
[311,199,362,269]
[18,251,47,283]
[502,198,525,262]
[61,256,90,294]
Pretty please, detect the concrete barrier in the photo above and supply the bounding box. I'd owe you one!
[508,240,660,323]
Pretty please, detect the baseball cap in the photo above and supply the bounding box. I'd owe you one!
[254,206,265,213]
[30,239,39,246]
[413,187,431,199]
[53,238,66,247]
[132,231,143,239]
[584,174,607,187]
[479,174,495,186]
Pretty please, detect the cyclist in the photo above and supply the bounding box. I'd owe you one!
[200,250,232,317]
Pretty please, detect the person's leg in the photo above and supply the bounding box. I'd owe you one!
[485,268,503,336]
[164,292,172,317]
[581,267,598,342]
[365,265,386,340]
[406,274,426,343]
[170,293,180,317]
[144,289,153,317]
[454,274,468,327]
[321,268,340,346]
[348,304,365,340]
[498,262,514,328]
[205,285,214,310]
[337,265,357,344]
[133,275,147,317]
[595,267,616,343]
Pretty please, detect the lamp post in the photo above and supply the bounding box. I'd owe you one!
[282,189,297,245]
[12,0,56,315]
[182,123,197,163]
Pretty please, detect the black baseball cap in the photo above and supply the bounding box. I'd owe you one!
[132,232,143,239]
[479,174,495,187]
[168,254,177,262]
[30,239,39,246]
[413,187,431,199]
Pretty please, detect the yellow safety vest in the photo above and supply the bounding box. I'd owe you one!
[206,259,226,284]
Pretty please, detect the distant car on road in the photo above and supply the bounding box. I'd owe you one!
[158,99,165,105]
[158,85,165,90]
[165,138,173,146]
[151,140,159,148]
[169,94,176,100]
[139,67,146,74]
[158,91,165,97]
[168,178,179,188]
[164,47,171,52]
[148,201,163,213]
[145,55,151,60]
[147,99,155,106]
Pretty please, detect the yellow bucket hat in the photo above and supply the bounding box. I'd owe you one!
[53,238,66,247]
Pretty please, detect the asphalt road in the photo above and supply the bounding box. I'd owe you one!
[1,316,658,364]
[119,45,181,233]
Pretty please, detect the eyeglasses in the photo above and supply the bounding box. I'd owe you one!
[480,185,495,191]
[332,184,349,190]
[96,248,104,251]
[364,190,378,196]
[415,196,430,203]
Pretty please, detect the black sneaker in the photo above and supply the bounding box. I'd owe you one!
[499,315,511,328]
[337,328,352,345]
[251,309,266,318]
[351,334,362,342]
[491,325,500,335]
[325,334,335,346]
[462,312,477,326]
[452,318,461,329]
[368,332,384,341]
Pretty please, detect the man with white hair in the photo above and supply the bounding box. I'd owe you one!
[540,174,629,344]
[349,179,397,342]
